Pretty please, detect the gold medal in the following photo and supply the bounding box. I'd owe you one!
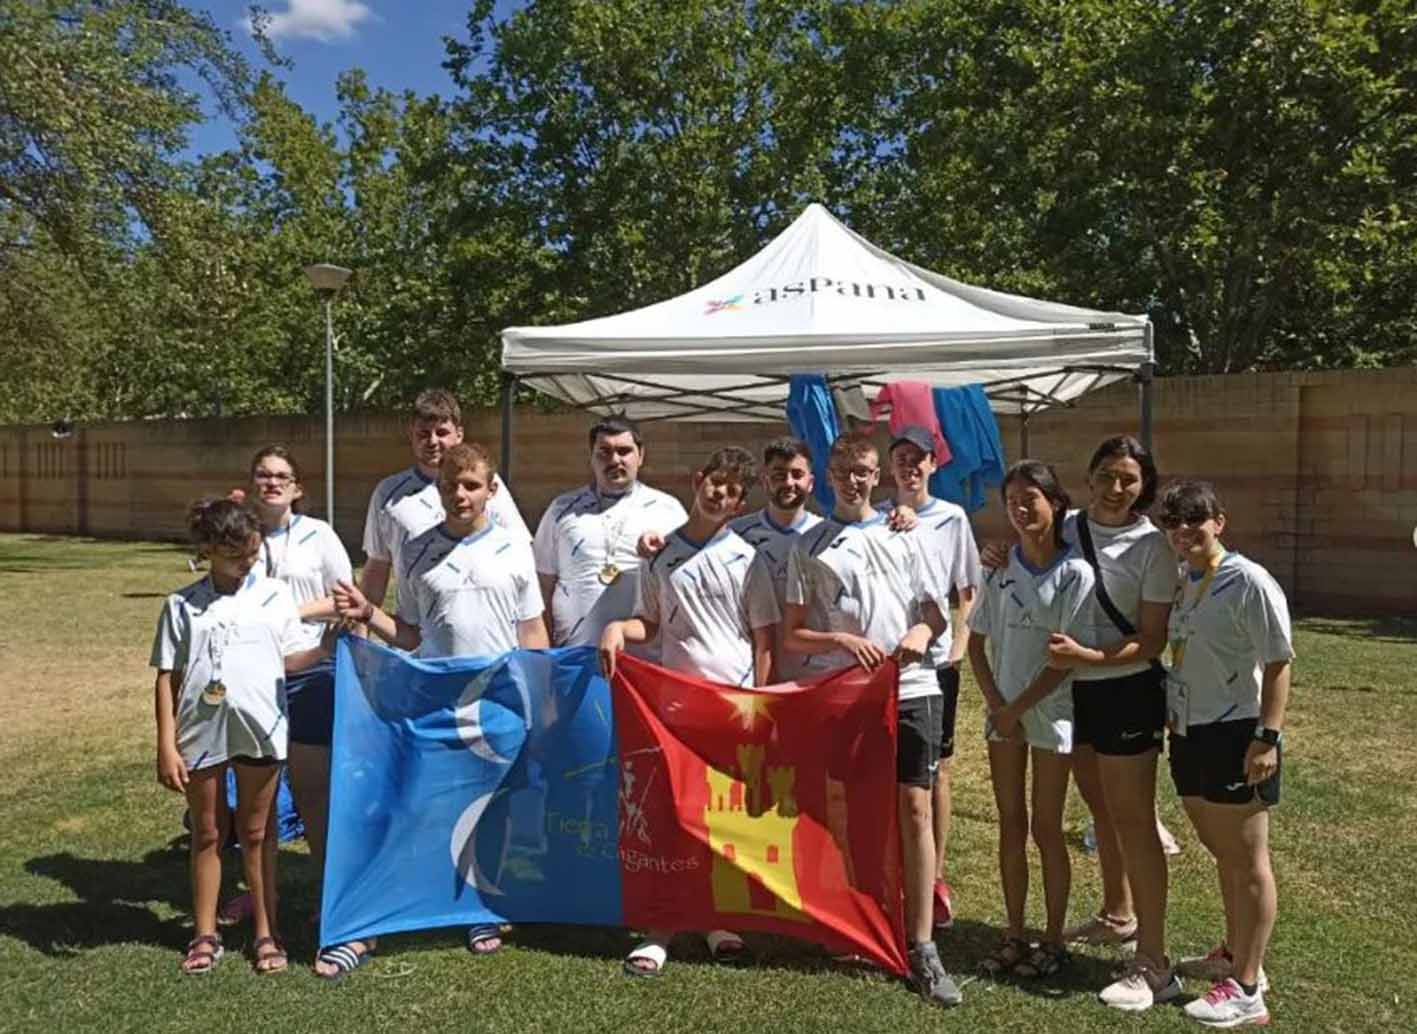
[598,563,621,585]
[202,680,227,706]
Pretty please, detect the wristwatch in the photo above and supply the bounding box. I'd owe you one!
[1252,726,1282,746]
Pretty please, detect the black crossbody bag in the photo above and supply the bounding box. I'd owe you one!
[1075,514,1167,682]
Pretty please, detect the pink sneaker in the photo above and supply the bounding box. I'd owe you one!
[1183,978,1269,1027]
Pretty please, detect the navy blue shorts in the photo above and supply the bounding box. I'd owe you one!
[287,658,335,747]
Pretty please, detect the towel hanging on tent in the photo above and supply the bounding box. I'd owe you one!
[786,374,839,510]
[929,384,1006,513]
[869,382,953,466]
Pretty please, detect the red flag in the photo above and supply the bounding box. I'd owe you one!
[612,654,907,975]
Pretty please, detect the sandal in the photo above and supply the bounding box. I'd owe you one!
[467,924,504,956]
[316,940,375,982]
[1015,943,1071,979]
[705,929,748,966]
[251,935,288,975]
[977,936,1029,977]
[180,933,224,975]
[623,937,669,978]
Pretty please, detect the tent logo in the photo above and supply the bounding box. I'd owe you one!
[705,295,745,315]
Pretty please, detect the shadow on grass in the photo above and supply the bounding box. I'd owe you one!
[1298,615,1417,645]
[7,842,193,955]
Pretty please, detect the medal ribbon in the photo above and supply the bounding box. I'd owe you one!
[1170,551,1225,672]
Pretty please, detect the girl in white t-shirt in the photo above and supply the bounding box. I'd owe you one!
[968,461,1095,981]
[244,445,369,976]
[151,499,329,975]
[1043,435,1183,1011]
[1159,481,1293,1029]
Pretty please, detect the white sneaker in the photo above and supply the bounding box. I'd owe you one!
[1177,945,1269,993]
[1100,956,1183,1012]
[1184,978,1270,1027]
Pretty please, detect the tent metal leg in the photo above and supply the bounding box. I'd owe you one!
[1138,360,1155,452]
[500,373,517,486]
[1019,412,1031,457]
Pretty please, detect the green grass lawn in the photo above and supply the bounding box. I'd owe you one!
[0,533,1413,1033]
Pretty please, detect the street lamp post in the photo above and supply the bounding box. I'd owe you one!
[303,263,352,527]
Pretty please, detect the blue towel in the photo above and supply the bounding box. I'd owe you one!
[930,385,1006,513]
[786,374,840,511]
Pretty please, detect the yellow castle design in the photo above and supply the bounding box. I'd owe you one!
[703,743,807,922]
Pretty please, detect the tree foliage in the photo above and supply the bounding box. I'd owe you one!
[1,0,1414,425]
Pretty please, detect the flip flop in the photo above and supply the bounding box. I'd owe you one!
[706,929,748,965]
[623,938,669,978]
[316,941,374,982]
[466,924,505,956]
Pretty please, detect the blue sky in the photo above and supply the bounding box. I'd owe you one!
[186,1,522,156]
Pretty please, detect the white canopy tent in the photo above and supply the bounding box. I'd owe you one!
[499,203,1155,476]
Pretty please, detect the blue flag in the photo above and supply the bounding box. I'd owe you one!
[320,637,622,946]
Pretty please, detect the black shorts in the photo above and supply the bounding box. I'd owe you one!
[897,696,943,788]
[936,666,961,760]
[1073,668,1166,756]
[287,660,336,747]
[1169,720,1282,807]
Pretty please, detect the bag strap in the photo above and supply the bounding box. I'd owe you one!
[1075,514,1137,637]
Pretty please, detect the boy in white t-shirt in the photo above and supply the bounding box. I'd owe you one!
[781,433,958,1007]
[600,446,779,978]
[334,442,549,959]
[360,388,530,611]
[885,425,981,934]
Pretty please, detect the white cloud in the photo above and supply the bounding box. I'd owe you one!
[247,0,377,44]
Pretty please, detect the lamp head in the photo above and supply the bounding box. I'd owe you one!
[304,263,352,295]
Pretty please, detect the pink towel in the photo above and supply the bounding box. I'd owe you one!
[870,382,953,465]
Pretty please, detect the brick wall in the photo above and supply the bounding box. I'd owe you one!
[2,369,1413,614]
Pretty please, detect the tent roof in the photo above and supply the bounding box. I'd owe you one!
[501,203,1151,419]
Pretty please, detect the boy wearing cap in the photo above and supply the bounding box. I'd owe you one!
[887,425,981,933]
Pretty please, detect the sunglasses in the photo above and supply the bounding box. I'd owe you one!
[1157,510,1216,530]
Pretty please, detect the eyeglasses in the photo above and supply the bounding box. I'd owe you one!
[1158,511,1214,530]
[253,471,295,484]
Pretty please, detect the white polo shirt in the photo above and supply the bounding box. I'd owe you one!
[896,497,982,669]
[150,574,303,769]
[728,507,822,680]
[533,481,688,648]
[969,546,1096,714]
[362,467,531,576]
[785,512,946,700]
[1166,552,1294,727]
[251,514,352,651]
[1063,512,1179,681]
[398,522,544,659]
[636,526,780,686]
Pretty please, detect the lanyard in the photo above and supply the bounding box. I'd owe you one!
[1170,551,1225,672]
